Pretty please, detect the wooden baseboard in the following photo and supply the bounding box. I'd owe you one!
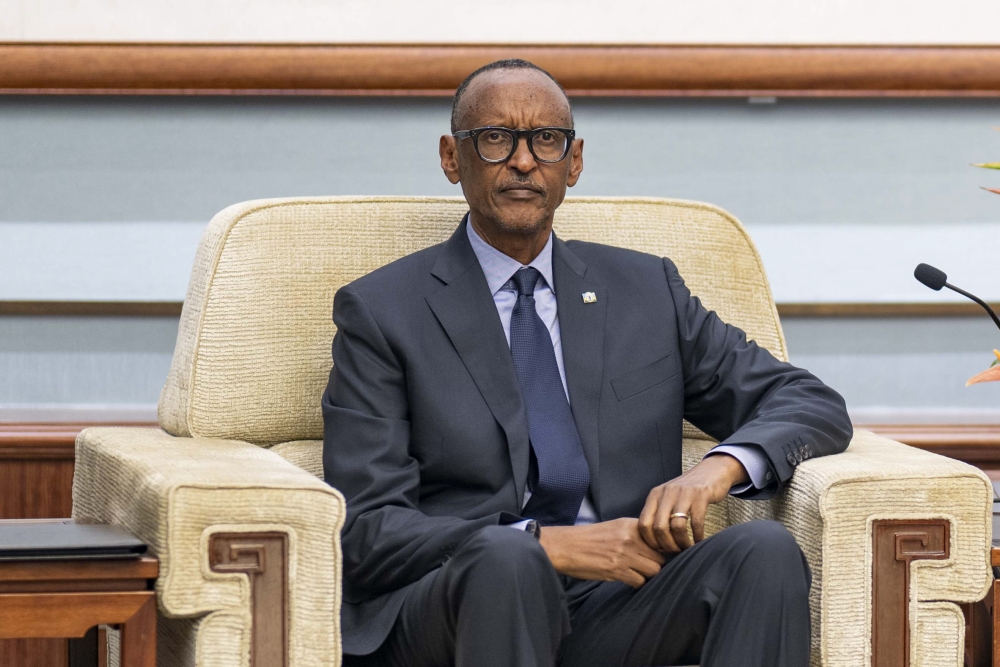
[777,303,1000,318]
[2,300,995,319]
[0,301,183,317]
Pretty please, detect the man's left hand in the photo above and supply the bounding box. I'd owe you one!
[638,454,749,553]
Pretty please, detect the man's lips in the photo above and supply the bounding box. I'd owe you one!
[498,183,543,195]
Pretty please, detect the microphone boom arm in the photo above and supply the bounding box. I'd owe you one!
[945,282,1000,332]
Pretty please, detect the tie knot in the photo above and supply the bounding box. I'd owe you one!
[511,267,542,297]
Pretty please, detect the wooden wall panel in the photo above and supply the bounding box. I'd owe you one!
[0,462,75,520]
[0,424,79,520]
[0,426,85,667]
[2,44,1000,97]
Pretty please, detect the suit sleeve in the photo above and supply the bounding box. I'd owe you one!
[663,257,853,487]
[322,285,510,602]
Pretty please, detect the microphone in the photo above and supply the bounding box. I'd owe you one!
[914,263,1000,332]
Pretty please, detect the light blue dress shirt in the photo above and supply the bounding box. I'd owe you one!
[465,219,776,530]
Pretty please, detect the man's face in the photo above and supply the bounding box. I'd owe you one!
[440,69,584,236]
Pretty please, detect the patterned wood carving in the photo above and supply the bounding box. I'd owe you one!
[209,533,288,667]
[871,520,950,667]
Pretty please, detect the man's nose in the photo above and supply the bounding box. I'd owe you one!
[506,136,536,173]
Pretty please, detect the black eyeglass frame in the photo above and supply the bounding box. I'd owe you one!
[452,126,576,163]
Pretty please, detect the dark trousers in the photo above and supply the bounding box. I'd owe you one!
[344,520,811,667]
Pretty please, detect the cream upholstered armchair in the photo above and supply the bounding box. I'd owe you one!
[73,197,992,667]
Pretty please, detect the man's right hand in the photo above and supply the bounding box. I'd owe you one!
[537,518,667,588]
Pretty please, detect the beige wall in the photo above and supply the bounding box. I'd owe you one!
[4,0,1000,44]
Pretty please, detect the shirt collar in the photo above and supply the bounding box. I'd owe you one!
[466,214,555,296]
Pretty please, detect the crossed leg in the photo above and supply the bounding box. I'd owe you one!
[345,520,811,667]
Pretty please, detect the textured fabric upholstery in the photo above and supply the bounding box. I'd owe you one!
[726,429,992,666]
[157,196,785,444]
[271,430,992,667]
[75,196,991,667]
[73,427,345,667]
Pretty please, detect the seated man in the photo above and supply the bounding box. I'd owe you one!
[323,58,852,667]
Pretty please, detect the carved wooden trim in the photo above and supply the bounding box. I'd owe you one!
[0,300,183,317]
[3,44,1000,97]
[209,532,288,667]
[776,302,1000,318]
[871,519,950,667]
[3,299,996,319]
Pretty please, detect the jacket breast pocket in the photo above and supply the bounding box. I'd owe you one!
[611,354,678,401]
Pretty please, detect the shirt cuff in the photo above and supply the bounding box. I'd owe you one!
[705,444,778,500]
[507,519,531,531]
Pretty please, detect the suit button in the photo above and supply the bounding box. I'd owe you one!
[786,452,797,466]
[765,471,774,482]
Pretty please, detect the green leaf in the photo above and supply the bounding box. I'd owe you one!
[973,162,1000,170]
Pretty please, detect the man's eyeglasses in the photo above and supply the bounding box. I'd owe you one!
[453,126,575,164]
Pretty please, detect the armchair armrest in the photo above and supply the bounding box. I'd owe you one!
[730,429,992,667]
[73,427,346,667]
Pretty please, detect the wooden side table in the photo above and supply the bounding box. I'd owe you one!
[967,518,1000,667]
[0,553,158,667]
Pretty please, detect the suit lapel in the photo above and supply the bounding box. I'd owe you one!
[426,217,531,505]
[553,237,607,514]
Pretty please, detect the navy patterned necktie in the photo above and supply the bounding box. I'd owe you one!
[509,267,590,526]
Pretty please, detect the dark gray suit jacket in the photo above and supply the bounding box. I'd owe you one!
[322,218,852,655]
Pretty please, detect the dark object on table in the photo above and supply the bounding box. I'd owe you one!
[0,519,146,560]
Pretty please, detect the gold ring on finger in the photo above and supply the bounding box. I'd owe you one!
[669,512,689,522]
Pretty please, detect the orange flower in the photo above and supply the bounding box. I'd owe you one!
[967,350,1000,386]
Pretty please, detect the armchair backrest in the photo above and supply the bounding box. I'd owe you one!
[159,196,786,445]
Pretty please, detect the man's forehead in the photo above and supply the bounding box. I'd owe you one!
[457,69,572,127]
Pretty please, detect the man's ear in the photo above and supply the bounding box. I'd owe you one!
[440,135,461,185]
[566,138,584,188]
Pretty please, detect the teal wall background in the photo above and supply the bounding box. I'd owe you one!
[1,96,999,420]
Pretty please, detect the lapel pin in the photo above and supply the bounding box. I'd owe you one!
[582,292,597,304]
